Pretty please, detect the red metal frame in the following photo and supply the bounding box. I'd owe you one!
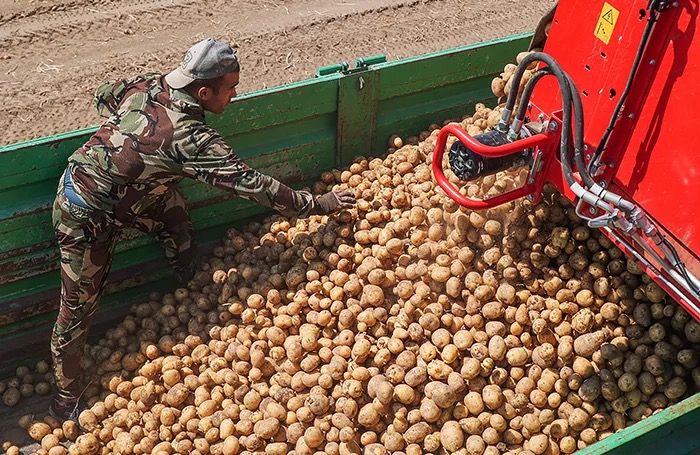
[542,0,700,316]
[431,124,557,209]
[433,0,700,317]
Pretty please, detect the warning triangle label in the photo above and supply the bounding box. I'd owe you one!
[602,9,614,24]
[595,3,619,44]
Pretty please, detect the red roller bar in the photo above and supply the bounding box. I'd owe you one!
[431,123,556,209]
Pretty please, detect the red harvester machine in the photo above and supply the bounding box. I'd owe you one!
[433,0,700,320]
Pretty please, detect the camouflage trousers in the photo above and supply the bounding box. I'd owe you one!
[51,183,196,401]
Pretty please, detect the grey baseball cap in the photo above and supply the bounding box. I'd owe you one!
[165,38,239,89]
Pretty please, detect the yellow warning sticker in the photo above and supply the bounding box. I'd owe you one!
[595,2,619,44]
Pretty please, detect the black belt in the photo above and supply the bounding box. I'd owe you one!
[63,169,90,209]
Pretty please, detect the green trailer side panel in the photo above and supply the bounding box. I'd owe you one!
[373,35,531,151]
[578,392,700,455]
[337,69,380,166]
[0,139,335,256]
[0,129,95,189]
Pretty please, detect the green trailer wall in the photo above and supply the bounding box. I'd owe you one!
[577,391,700,455]
[0,34,530,368]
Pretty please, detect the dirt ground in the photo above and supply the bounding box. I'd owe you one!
[0,0,556,146]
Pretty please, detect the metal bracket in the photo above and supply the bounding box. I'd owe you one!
[316,55,386,77]
[355,55,387,69]
[315,62,349,77]
[527,149,545,185]
[336,62,380,166]
[591,161,608,177]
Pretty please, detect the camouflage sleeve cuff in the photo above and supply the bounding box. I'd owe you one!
[285,188,317,218]
[227,172,317,217]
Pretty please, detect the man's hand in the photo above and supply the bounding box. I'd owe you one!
[313,190,356,215]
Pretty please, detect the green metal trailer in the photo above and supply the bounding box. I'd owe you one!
[1,33,698,453]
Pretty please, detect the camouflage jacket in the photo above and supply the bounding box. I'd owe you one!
[67,73,316,224]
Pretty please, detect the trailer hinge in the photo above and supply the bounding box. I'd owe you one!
[354,55,386,69]
[315,62,350,77]
[316,55,386,77]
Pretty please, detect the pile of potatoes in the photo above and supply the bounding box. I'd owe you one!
[490,51,541,103]
[1,361,53,408]
[8,56,700,455]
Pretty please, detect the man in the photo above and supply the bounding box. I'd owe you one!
[50,38,354,420]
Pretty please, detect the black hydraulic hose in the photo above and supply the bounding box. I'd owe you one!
[502,60,534,117]
[567,70,636,212]
[510,67,590,193]
[565,73,597,189]
[662,237,700,296]
[510,68,587,190]
[507,61,615,193]
[506,52,576,186]
[512,59,633,211]
[505,53,618,214]
[514,67,553,122]
[588,0,662,171]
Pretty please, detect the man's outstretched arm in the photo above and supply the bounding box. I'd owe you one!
[176,125,354,217]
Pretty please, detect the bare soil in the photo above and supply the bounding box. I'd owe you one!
[0,0,555,146]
